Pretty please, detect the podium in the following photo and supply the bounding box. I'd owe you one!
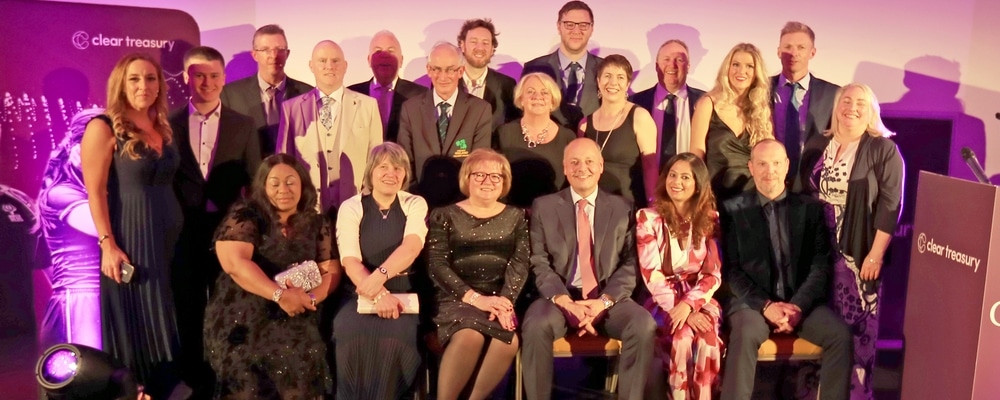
[902,172,1000,399]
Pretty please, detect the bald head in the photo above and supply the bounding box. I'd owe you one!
[426,42,465,99]
[563,138,604,197]
[309,40,348,93]
[369,31,403,85]
[748,139,789,199]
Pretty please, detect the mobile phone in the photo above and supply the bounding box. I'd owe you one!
[120,261,135,283]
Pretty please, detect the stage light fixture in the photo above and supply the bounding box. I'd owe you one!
[36,343,137,399]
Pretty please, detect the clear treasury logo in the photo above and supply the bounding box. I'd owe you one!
[71,31,176,51]
[916,232,982,272]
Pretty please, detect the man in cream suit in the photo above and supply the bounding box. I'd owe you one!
[277,40,383,215]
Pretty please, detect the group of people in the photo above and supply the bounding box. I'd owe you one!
[74,1,904,399]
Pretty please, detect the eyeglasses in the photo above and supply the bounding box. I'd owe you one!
[560,21,593,31]
[469,172,503,184]
[428,66,462,75]
[254,48,290,55]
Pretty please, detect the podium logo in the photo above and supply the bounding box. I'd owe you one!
[991,301,1000,327]
[916,232,982,272]
[72,31,90,50]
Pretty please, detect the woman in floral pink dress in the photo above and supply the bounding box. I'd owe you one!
[636,152,724,400]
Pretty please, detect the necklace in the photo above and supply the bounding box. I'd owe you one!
[379,208,390,220]
[596,105,628,152]
[521,122,549,148]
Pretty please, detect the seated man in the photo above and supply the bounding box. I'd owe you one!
[522,138,655,400]
[718,139,852,400]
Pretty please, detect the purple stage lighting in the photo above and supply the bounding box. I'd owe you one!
[35,343,138,399]
[40,348,78,384]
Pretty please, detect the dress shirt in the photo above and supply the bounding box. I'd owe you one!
[568,188,598,290]
[653,84,693,154]
[462,71,487,99]
[432,90,458,119]
[774,73,812,142]
[187,101,222,179]
[557,51,589,103]
[257,74,287,107]
[757,189,790,301]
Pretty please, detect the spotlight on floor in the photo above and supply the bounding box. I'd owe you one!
[36,343,137,399]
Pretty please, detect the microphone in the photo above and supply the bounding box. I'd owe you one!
[961,147,990,184]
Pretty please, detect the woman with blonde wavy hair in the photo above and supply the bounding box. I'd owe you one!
[81,53,186,398]
[690,43,773,204]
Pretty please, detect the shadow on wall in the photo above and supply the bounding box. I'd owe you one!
[402,19,467,88]
[632,23,710,93]
[202,24,258,83]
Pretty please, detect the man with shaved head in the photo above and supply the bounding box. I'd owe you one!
[348,30,427,142]
[277,40,383,214]
[397,42,492,191]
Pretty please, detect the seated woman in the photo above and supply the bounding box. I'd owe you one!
[427,149,530,400]
[635,153,724,399]
[206,154,341,399]
[496,72,575,209]
[334,142,429,399]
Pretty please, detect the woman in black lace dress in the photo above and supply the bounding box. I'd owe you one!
[427,149,530,400]
[205,154,341,399]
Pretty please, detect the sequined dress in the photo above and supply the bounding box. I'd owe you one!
[426,204,530,344]
[203,202,335,399]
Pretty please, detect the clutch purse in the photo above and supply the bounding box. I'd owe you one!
[357,293,420,314]
[274,260,322,292]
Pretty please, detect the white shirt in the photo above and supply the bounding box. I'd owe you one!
[257,74,287,106]
[568,188,598,289]
[774,73,812,142]
[462,70,487,99]
[432,90,458,119]
[187,101,222,179]
[653,84,693,156]
[336,191,429,261]
[557,51,589,104]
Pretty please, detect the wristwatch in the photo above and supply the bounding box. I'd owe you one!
[272,288,284,303]
[378,267,389,276]
[599,294,615,310]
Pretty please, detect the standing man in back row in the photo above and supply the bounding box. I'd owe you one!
[348,30,428,143]
[457,18,519,133]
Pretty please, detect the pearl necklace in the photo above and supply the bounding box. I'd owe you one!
[521,123,549,148]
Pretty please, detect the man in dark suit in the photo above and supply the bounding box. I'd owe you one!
[522,1,602,131]
[522,138,655,400]
[718,139,851,400]
[770,21,840,178]
[457,18,519,132]
[220,24,313,155]
[398,42,492,188]
[171,46,262,398]
[347,30,427,143]
[630,39,706,171]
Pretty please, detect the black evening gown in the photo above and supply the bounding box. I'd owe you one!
[584,106,646,207]
[705,109,753,204]
[496,119,575,209]
[426,204,530,345]
[96,115,183,394]
[204,202,335,399]
[333,195,422,399]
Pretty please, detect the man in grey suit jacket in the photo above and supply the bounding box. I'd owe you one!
[630,39,707,171]
[277,40,383,214]
[522,1,602,131]
[398,42,492,188]
[522,138,655,400]
[770,21,840,178]
[220,24,313,156]
[457,18,520,132]
[347,30,428,143]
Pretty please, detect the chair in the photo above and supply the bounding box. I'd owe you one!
[757,333,823,362]
[514,335,622,400]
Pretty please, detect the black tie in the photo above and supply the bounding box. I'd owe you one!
[660,93,678,168]
[785,82,802,175]
[565,62,581,105]
[437,102,451,148]
[763,201,788,300]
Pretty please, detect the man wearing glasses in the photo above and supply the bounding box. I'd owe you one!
[398,42,492,195]
[221,24,313,155]
[522,1,603,131]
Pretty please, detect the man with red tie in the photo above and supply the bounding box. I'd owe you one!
[522,138,655,400]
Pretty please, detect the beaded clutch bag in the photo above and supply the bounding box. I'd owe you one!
[274,260,322,292]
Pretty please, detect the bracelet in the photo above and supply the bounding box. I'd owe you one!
[98,234,112,246]
[272,288,284,303]
[308,292,317,307]
[378,267,389,277]
[467,292,481,305]
[762,300,773,313]
[373,290,389,303]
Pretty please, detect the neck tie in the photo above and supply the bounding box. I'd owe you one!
[763,201,788,300]
[265,86,280,145]
[660,93,678,168]
[785,82,802,175]
[376,84,391,137]
[437,101,451,147]
[320,95,333,131]
[577,199,598,299]
[565,62,582,106]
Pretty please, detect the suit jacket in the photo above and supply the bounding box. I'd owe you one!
[397,90,492,185]
[458,68,520,131]
[276,88,383,210]
[529,189,638,303]
[220,74,313,155]
[629,84,706,162]
[769,73,839,144]
[717,190,834,316]
[347,77,428,143]
[522,51,603,130]
[170,105,261,217]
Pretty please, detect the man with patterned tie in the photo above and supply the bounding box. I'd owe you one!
[769,21,839,179]
[522,138,655,400]
[397,42,492,189]
[630,39,707,171]
[221,24,313,155]
[522,1,603,131]
[276,40,383,215]
[457,18,519,132]
[347,30,427,143]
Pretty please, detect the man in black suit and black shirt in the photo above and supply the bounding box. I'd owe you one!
[718,139,851,400]
[457,18,519,132]
[220,24,313,155]
[347,30,428,143]
[171,46,261,398]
